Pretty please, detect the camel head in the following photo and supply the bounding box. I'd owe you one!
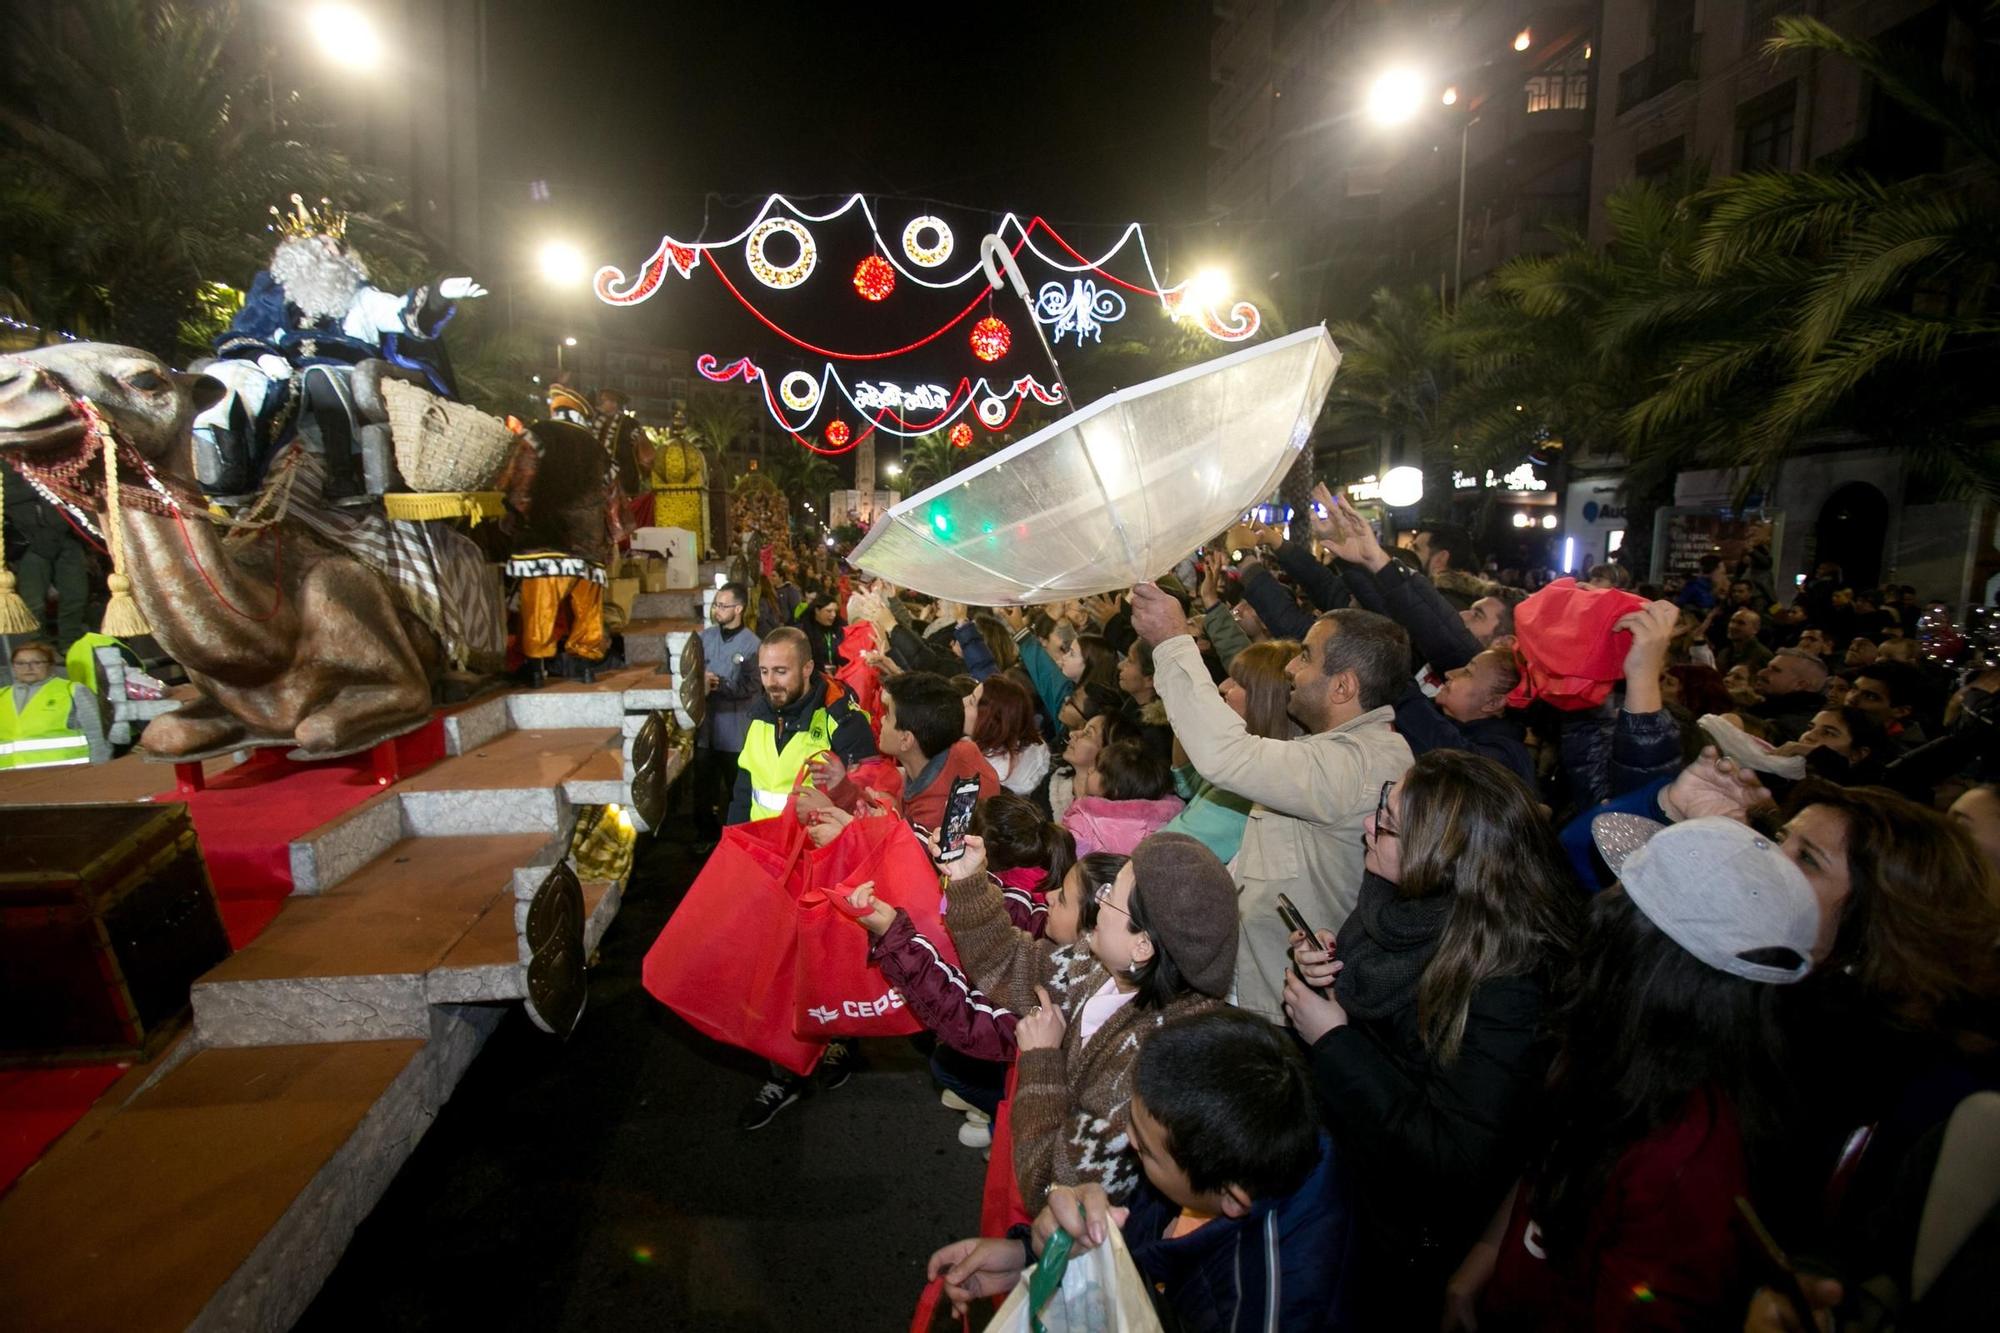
[0,343,224,477]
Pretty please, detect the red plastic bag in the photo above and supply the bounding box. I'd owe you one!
[793,814,956,1040]
[833,622,883,738]
[640,806,827,1076]
[1506,577,1649,711]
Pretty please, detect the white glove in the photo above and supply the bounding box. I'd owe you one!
[438,277,487,300]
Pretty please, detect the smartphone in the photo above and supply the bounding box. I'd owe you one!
[1733,1197,1821,1328]
[1275,893,1328,997]
[933,775,984,863]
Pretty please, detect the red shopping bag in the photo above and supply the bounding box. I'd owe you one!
[792,814,957,1040]
[640,804,827,1076]
[979,1066,1031,1237]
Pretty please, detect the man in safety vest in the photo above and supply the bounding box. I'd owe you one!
[726,625,875,825]
[2,639,109,769]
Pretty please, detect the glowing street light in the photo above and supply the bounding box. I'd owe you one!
[539,241,586,288]
[309,5,382,70]
[1514,28,1533,52]
[563,335,578,347]
[1441,85,1459,106]
[1381,466,1424,508]
[1364,68,1427,126]
[1188,268,1231,308]
[883,461,902,478]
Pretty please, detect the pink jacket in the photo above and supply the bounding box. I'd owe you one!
[1060,795,1186,857]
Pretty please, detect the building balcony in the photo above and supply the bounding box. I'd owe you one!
[1616,32,1702,115]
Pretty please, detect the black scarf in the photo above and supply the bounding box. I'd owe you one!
[1333,871,1452,1023]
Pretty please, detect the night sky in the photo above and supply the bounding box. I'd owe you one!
[479,0,1221,393]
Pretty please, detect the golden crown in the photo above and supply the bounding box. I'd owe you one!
[267,193,348,244]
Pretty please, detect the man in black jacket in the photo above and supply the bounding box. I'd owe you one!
[1392,649,1536,787]
[1750,648,1830,743]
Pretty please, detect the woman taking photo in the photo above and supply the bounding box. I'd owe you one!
[1283,749,1581,1323]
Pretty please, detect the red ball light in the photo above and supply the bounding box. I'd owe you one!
[852,254,896,302]
[969,315,1011,362]
[825,420,851,447]
[949,421,973,449]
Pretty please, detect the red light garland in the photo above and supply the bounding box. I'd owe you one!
[970,316,1012,362]
[825,420,851,447]
[852,254,896,302]
[949,422,973,448]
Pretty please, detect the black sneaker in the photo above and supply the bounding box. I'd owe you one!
[818,1039,861,1090]
[737,1074,802,1131]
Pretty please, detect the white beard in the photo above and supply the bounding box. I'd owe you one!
[269,237,370,322]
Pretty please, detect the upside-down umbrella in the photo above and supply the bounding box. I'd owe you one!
[848,324,1341,605]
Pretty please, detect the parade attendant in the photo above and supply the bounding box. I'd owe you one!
[726,626,876,824]
[3,468,89,649]
[62,631,140,699]
[2,641,107,768]
[693,582,760,846]
[591,389,655,532]
[813,671,998,833]
[505,549,608,683]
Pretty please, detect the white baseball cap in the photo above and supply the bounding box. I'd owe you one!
[1591,814,1820,985]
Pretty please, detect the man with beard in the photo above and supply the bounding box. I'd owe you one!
[725,625,876,826]
[1131,583,1413,1023]
[195,196,486,502]
[691,582,760,851]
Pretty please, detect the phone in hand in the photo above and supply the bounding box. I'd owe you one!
[933,776,984,863]
[1734,1196,1822,1329]
[1276,893,1329,998]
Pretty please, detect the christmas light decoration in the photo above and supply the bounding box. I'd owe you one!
[970,316,1012,362]
[1035,278,1126,346]
[949,422,973,448]
[853,254,896,302]
[746,217,816,289]
[696,355,1060,440]
[825,420,851,447]
[779,371,820,411]
[902,216,954,267]
[593,194,1263,343]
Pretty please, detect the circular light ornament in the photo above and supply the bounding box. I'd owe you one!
[976,395,1007,427]
[949,422,974,449]
[902,216,954,268]
[824,420,851,447]
[746,218,817,289]
[969,316,1012,363]
[779,371,820,411]
[1380,465,1425,508]
[852,254,896,302]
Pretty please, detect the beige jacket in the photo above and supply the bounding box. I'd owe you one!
[1151,635,1413,1021]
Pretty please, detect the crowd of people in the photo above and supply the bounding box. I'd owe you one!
[673,482,2000,1332]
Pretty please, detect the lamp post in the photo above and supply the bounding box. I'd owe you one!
[1368,70,1481,308]
[558,335,577,373]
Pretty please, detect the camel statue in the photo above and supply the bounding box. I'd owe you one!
[0,343,441,760]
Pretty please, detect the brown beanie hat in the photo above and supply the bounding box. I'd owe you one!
[1129,832,1239,998]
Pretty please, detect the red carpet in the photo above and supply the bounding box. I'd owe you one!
[0,1064,125,1194]
[0,716,449,1196]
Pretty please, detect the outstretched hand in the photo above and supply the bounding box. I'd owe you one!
[1129,581,1188,647]
[841,878,896,935]
[1320,491,1389,570]
[438,277,487,300]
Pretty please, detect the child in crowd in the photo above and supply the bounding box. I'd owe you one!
[1163,639,1300,862]
[806,670,996,834]
[1061,737,1185,856]
[963,675,1052,799]
[1047,702,1135,821]
[926,1008,1354,1332]
[973,790,1077,935]
[941,829,1239,1211]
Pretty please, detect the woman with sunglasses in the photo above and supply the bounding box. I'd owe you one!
[1283,749,1581,1325]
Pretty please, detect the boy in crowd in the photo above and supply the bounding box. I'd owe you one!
[926,1008,1352,1331]
[806,670,997,834]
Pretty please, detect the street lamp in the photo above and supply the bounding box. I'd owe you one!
[1364,68,1427,126]
[309,5,382,71]
[538,241,586,288]
[556,336,577,372]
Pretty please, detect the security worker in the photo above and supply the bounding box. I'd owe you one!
[2,640,107,769]
[63,630,140,698]
[727,625,875,823]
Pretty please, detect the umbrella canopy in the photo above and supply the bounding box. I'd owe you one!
[849,326,1341,604]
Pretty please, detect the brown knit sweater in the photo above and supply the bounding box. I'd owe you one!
[943,867,1221,1211]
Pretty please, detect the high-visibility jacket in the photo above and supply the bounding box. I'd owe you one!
[0,678,90,769]
[737,699,839,820]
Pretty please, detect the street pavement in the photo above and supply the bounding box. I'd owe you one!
[299,824,989,1332]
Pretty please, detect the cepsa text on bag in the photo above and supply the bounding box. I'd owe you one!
[805,989,908,1025]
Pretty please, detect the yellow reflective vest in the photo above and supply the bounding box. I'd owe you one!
[737,702,839,820]
[0,678,90,769]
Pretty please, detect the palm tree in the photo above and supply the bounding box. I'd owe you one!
[682,387,757,477]
[1623,10,2000,497]
[900,430,968,490]
[759,447,839,531]
[1320,286,1461,504]
[0,0,371,357]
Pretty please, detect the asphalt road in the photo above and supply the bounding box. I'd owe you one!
[299,824,988,1332]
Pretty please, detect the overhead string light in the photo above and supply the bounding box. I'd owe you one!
[593,193,1261,344]
[697,354,1059,440]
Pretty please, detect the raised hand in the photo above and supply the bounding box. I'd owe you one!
[437,277,487,300]
[1323,494,1388,570]
[1661,747,1773,823]
[1129,581,1188,647]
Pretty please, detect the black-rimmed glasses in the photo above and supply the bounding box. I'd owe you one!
[1373,780,1399,839]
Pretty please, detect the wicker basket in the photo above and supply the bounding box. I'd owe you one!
[381,379,514,493]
